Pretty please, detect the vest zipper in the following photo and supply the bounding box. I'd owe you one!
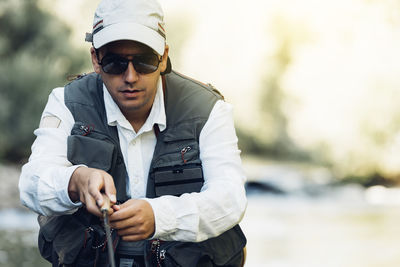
[154,146,196,166]
[180,146,192,164]
[150,239,164,267]
[74,123,120,149]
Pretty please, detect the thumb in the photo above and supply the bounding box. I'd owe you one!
[87,171,107,207]
[103,173,117,204]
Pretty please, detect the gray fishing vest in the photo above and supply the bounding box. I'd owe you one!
[64,71,224,200]
[39,71,246,266]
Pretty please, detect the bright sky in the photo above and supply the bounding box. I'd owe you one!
[42,0,400,177]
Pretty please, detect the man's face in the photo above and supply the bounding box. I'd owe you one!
[91,40,169,119]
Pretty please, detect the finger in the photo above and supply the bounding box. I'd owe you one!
[115,222,150,237]
[117,226,142,236]
[85,193,102,217]
[110,216,138,230]
[118,199,136,209]
[109,204,135,222]
[111,204,120,215]
[103,173,117,204]
[87,172,105,207]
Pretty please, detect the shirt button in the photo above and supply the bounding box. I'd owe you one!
[132,140,136,145]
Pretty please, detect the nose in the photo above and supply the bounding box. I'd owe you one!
[124,61,139,84]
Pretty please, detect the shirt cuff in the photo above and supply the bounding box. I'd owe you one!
[143,197,177,239]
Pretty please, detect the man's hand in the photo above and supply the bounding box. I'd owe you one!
[109,199,155,241]
[68,166,117,217]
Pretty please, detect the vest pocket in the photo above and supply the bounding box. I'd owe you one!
[155,123,201,167]
[38,209,119,266]
[67,135,115,172]
[153,164,204,197]
[155,142,199,167]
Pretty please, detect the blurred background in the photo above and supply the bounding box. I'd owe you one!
[1,0,400,266]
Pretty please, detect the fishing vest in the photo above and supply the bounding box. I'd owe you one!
[38,71,246,267]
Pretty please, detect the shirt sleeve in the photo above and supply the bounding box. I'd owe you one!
[145,100,247,242]
[19,87,82,216]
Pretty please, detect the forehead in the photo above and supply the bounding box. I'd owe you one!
[99,40,154,55]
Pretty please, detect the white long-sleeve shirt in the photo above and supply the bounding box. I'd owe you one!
[19,79,247,242]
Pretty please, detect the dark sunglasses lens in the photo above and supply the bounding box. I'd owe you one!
[101,55,128,74]
[100,54,160,74]
[133,54,160,74]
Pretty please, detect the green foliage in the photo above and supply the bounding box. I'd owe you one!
[0,0,90,163]
[237,17,312,163]
[336,172,398,188]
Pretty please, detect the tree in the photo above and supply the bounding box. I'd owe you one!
[0,0,90,163]
[237,16,311,162]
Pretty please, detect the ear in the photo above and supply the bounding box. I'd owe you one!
[159,44,169,73]
[90,47,102,74]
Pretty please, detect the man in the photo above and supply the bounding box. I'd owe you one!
[19,0,247,266]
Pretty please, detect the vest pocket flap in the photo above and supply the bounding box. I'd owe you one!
[198,225,247,266]
[67,135,115,171]
[154,165,203,197]
[162,124,195,142]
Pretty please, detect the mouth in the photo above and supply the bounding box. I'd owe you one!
[120,89,143,98]
[121,88,141,93]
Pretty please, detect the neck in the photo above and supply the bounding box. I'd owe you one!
[123,108,151,133]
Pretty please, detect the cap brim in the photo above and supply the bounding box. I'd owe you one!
[93,22,165,55]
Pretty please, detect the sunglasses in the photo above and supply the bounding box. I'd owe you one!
[98,53,161,75]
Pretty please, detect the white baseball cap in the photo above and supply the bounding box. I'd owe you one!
[86,0,166,55]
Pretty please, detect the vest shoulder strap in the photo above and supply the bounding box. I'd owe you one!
[163,70,223,133]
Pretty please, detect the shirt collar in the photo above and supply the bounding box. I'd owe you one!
[103,78,166,133]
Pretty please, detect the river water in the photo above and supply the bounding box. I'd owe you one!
[1,188,400,267]
[1,162,400,267]
[242,189,400,267]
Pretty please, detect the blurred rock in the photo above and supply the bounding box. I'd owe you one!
[244,162,335,197]
[365,185,400,205]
